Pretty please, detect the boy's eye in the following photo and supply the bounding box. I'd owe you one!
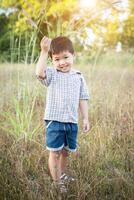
[64,56,68,59]
[55,59,59,61]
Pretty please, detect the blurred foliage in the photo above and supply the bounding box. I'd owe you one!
[0,0,134,63]
[121,0,134,47]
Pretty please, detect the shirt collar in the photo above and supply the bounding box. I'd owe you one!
[56,68,81,75]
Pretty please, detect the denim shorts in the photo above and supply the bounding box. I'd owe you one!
[45,120,78,152]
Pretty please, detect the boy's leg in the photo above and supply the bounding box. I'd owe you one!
[48,150,62,181]
[60,149,76,183]
[60,149,69,174]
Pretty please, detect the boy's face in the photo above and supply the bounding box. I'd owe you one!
[52,51,74,73]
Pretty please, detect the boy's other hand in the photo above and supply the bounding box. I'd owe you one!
[40,36,51,53]
[82,119,90,133]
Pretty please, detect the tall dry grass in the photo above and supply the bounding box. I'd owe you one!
[0,61,134,200]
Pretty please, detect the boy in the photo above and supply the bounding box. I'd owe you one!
[36,36,90,193]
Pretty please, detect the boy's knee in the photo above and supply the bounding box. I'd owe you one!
[50,151,60,159]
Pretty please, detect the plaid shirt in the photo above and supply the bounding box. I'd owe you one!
[37,67,89,123]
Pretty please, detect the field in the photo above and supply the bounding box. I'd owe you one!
[0,53,134,200]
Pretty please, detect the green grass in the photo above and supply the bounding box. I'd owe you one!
[0,58,134,199]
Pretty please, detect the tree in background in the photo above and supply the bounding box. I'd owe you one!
[120,0,134,48]
[0,0,133,63]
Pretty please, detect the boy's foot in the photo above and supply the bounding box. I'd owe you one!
[51,180,68,193]
[60,173,76,183]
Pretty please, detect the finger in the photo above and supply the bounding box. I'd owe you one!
[48,38,52,42]
[41,37,48,44]
[47,39,51,44]
[42,39,51,46]
[83,125,90,133]
[42,36,48,40]
[41,39,49,47]
[43,37,51,42]
[83,126,87,132]
[41,37,46,43]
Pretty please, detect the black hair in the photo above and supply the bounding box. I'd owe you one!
[48,36,74,58]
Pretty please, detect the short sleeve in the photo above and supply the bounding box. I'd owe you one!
[37,67,55,87]
[79,75,89,100]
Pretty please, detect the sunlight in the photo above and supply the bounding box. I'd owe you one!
[79,0,96,9]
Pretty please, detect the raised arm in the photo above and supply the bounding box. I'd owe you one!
[35,36,51,79]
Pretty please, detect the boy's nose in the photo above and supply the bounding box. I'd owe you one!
[59,59,65,66]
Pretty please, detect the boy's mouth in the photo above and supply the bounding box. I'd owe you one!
[59,64,68,68]
[59,65,69,69]
[57,65,71,72]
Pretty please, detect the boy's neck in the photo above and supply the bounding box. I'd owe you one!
[56,68,74,74]
[56,69,70,73]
